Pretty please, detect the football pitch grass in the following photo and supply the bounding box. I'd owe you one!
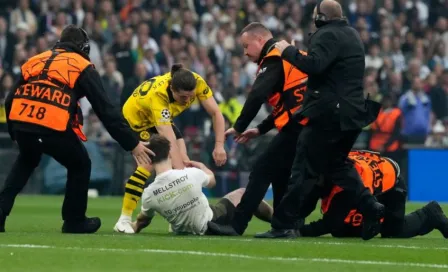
[0,196,447,271]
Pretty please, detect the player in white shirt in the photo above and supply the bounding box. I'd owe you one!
[114,135,273,235]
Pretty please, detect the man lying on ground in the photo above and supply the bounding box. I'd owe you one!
[116,134,272,235]
[298,150,448,239]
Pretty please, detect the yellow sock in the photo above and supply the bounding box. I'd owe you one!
[121,167,150,217]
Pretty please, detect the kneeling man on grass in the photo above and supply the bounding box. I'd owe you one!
[115,134,272,235]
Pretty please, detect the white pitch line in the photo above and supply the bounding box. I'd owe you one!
[0,244,447,269]
[99,234,448,251]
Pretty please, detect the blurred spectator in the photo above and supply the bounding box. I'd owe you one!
[155,33,174,72]
[9,0,37,36]
[109,29,136,79]
[0,16,15,71]
[218,84,243,127]
[429,69,448,121]
[120,62,148,106]
[399,77,432,144]
[149,8,167,44]
[364,71,382,102]
[368,94,402,158]
[131,22,159,62]
[425,120,448,147]
[390,36,406,73]
[101,58,123,107]
[84,109,113,145]
[428,40,448,70]
[141,48,161,78]
[365,43,383,70]
[0,72,13,132]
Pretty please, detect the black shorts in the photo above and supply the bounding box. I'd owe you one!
[209,198,236,225]
[136,124,183,141]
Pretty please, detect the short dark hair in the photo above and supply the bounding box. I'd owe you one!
[240,22,271,36]
[148,135,171,164]
[170,63,196,92]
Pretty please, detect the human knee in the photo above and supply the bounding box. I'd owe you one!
[235,188,246,196]
[224,188,246,206]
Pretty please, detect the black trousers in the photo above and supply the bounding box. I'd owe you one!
[231,124,301,234]
[0,129,91,222]
[271,124,374,230]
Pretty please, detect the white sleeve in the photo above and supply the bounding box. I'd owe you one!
[187,167,210,188]
[140,188,156,218]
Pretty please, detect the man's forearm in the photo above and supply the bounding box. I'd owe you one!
[132,212,153,233]
[257,114,275,135]
[212,111,225,147]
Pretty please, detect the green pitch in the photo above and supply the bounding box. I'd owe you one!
[0,196,447,271]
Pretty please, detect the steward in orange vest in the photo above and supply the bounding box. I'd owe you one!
[208,23,309,236]
[1,25,147,234]
[369,95,402,153]
[299,150,448,239]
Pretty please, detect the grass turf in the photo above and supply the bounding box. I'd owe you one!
[0,196,447,271]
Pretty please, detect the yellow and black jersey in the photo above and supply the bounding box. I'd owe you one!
[122,72,213,133]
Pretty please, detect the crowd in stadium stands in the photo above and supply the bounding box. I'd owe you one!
[0,0,447,167]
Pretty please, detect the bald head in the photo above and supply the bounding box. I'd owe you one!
[319,0,343,20]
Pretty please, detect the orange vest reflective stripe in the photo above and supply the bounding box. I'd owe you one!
[9,50,90,140]
[369,108,401,152]
[321,150,398,214]
[258,48,309,130]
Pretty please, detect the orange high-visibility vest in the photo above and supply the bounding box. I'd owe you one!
[321,150,398,214]
[9,49,91,141]
[257,48,309,130]
[369,108,401,152]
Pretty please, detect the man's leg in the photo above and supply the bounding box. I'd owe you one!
[116,166,150,233]
[267,126,329,233]
[223,188,273,223]
[117,125,183,229]
[208,128,298,235]
[258,126,382,239]
[40,131,100,233]
[233,128,298,234]
[0,132,42,232]
[393,202,448,238]
[380,180,448,238]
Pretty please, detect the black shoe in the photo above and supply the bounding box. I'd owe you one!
[0,208,5,233]
[424,201,448,238]
[254,228,299,239]
[206,221,241,236]
[361,202,385,241]
[62,217,101,234]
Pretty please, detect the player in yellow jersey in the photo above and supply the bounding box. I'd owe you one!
[114,64,227,233]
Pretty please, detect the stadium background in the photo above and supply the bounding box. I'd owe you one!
[0,0,447,202]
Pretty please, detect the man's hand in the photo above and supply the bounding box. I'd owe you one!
[212,145,227,166]
[184,160,206,169]
[275,40,295,54]
[235,128,260,144]
[224,128,240,138]
[131,212,152,233]
[131,141,155,165]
